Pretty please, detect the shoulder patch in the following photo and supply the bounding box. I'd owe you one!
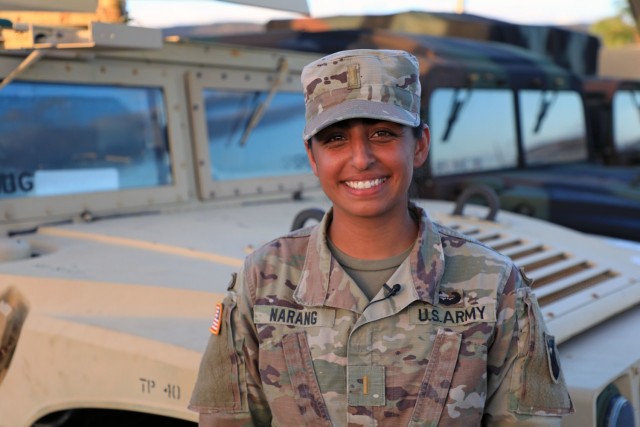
[545,333,561,383]
[209,303,223,335]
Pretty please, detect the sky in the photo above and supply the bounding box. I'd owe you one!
[126,0,622,29]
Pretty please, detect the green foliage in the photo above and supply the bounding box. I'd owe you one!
[590,15,638,47]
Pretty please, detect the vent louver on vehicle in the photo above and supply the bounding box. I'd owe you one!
[443,220,630,343]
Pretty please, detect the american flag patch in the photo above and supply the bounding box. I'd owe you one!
[209,303,223,335]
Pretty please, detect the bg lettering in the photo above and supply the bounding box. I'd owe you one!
[0,172,34,194]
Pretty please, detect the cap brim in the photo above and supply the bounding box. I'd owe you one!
[303,99,420,141]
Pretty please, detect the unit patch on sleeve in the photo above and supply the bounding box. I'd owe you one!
[410,303,496,325]
[545,332,561,383]
[254,305,335,327]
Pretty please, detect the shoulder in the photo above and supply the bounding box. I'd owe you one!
[433,222,517,296]
[434,222,512,266]
[239,225,316,302]
[245,224,314,268]
[413,203,511,269]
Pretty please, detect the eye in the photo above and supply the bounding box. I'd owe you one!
[372,129,393,137]
[370,128,399,141]
[367,121,405,140]
[317,131,347,146]
[327,134,346,142]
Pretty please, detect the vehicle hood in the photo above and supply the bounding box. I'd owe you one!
[0,195,332,353]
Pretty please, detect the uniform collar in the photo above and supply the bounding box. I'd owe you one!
[293,203,445,313]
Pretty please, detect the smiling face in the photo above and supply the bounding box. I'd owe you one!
[306,118,429,224]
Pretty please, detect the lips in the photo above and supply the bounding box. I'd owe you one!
[344,177,387,190]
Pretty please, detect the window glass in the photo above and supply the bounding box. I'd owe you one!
[612,90,640,154]
[519,90,587,165]
[0,81,171,199]
[203,90,310,180]
[429,88,518,176]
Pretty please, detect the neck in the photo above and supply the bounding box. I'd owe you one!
[328,206,418,260]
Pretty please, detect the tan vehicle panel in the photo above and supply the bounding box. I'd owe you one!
[3,193,640,424]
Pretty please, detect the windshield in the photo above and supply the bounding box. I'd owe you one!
[0,81,171,199]
[612,89,640,154]
[519,90,587,165]
[428,88,518,176]
[203,89,310,180]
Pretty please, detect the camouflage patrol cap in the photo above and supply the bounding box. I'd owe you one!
[301,49,421,141]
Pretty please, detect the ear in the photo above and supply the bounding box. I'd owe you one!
[305,140,319,177]
[413,125,430,168]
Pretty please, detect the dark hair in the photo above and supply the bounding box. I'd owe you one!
[411,121,425,139]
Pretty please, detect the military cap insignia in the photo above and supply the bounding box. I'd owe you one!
[347,63,361,89]
[209,303,223,335]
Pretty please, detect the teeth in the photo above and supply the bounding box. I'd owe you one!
[345,178,386,189]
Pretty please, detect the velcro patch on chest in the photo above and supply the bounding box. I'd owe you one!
[410,303,496,325]
[254,305,336,327]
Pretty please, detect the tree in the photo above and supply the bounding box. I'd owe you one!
[590,0,639,47]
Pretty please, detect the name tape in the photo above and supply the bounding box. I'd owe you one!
[254,306,335,327]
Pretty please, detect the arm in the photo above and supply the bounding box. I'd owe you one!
[483,265,574,426]
[189,268,272,426]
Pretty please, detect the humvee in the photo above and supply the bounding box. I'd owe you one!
[206,26,640,242]
[265,10,601,77]
[1,4,640,427]
[584,77,640,166]
[589,3,640,168]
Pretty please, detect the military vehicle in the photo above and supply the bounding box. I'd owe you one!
[1,3,640,427]
[265,10,602,77]
[207,27,640,242]
[584,75,640,167]
[588,1,640,167]
[220,10,640,172]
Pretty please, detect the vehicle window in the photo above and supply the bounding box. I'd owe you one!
[519,90,587,165]
[612,90,640,154]
[203,89,310,181]
[428,88,518,176]
[0,81,171,199]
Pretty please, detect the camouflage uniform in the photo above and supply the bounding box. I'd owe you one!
[190,204,573,426]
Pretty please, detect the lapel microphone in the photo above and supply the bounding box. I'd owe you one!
[383,284,402,297]
[368,284,402,307]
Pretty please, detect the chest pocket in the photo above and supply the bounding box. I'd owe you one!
[408,329,459,426]
[255,305,336,426]
[282,332,332,427]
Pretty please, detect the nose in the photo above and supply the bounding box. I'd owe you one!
[350,131,375,170]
